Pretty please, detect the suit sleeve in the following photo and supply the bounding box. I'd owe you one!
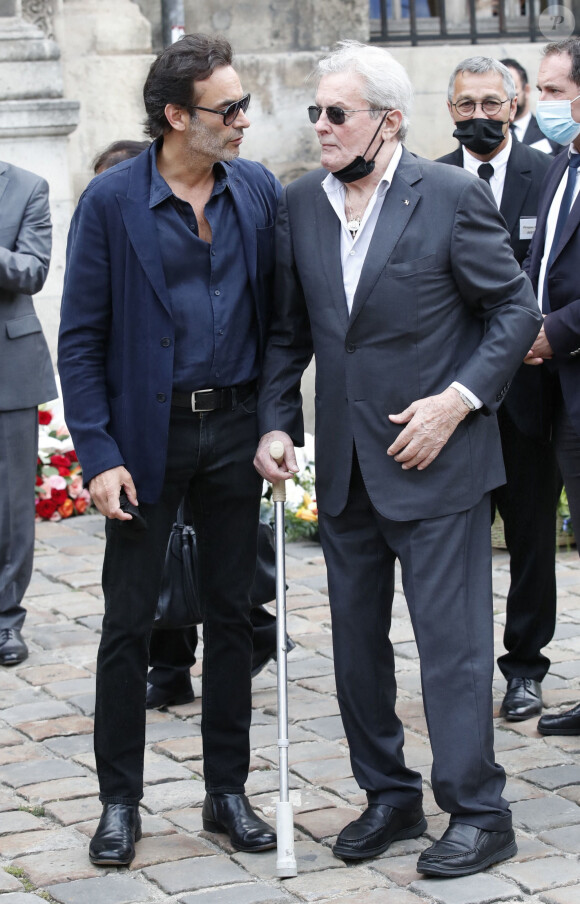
[448,178,543,411]
[0,177,51,296]
[257,186,313,445]
[544,299,580,356]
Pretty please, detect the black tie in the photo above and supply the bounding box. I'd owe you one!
[543,153,580,313]
[477,163,494,183]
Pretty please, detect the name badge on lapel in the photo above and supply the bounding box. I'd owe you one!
[519,216,537,241]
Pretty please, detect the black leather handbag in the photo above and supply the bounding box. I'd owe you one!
[154,503,276,629]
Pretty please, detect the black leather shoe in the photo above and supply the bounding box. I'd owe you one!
[145,681,195,710]
[538,702,580,735]
[202,792,276,852]
[417,823,517,877]
[499,678,542,721]
[89,803,142,866]
[251,637,296,678]
[0,629,28,666]
[332,802,427,861]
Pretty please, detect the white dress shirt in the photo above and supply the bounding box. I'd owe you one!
[321,141,482,410]
[511,112,531,145]
[538,144,580,312]
[461,133,511,209]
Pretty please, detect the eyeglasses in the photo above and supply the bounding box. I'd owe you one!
[452,98,510,117]
[307,105,388,125]
[189,93,251,126]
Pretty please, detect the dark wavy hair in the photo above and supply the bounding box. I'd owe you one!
[143,33,233,138]
[543,38,580,88]
[92,140,151,174]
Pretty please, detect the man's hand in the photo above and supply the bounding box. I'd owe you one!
[88,466,138,520]
[254,431,299,483]
[524,324,553,365]
[388,387,470,470]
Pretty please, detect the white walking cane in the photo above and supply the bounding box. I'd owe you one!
[269,440,298,878]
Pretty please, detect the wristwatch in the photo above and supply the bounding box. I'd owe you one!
[455,388,475,411]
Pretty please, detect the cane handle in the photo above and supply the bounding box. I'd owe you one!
[269,441,286,503]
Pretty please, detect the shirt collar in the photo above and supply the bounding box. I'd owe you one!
[513,111,531,140]
[321,140,404,198]
[149,138,229,208]
[461,132,512,177]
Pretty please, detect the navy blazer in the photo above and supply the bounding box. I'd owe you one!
[436,141,552,439]
[58,146,281,502]
[525,149,580,436]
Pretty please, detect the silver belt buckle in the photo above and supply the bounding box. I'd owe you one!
[191,389,214,413]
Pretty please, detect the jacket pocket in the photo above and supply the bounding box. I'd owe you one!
[6,314,42,339]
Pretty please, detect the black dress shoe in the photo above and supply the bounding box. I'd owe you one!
[332,801,427,861]
[417,823,517,877]
[202,792,276,852]
[0,629,28,666]
[145,681,195,710]
[89,803,142,866]
[538,702,580,735]
[499,678,542,721]
[251,637,296,678]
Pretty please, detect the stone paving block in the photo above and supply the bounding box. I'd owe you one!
[130,833,214,869]
[245,769,301,797]
[282,865,388,901]
[18,776,100,804]
[499,744,572,774]
[499,855,580,893]
[142,854,248,894]
[261,740,347,767]
[541,886,580,903]
[0,827,83,857]
[294,806,360,840]
[371,852,423,886]
[549,659,580,679]
[233,840,341,878]
[10,847,102,885]
[322,778,367,806]
[519,764,580,790]
[43,734,94,757]
[511,796,580,831]
[179,883,293,904]
[47,875,157,904]
[251,788,338,819]
[29,624,97,649]
[287,656,335,680]
[151,735,203,761]
[510,836,555,861]
[504,777,545,802]
[0,758,86,788]
[0,894,46,903]
[410,873,521,903]
[4,700,73,726]
[18,663,91,686]
[296,675,338,695]
[333,890,426,904]
[0,810,44,834]
[163,806,203,833]
[0,742,43,766]
[0,871,24,892]
[539,822,580,852]
[61,571,104,589]
[141,779,206,813]
[144,720,200,743]
[45,796,103,826]
[291,757,354,785]
[0,727,25,747]
[297,715,345,741]
[45,677,96,699]
[66,693,95,715]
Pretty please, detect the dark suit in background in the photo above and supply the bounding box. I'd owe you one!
[0,161,55,665]
[437,141,561,698]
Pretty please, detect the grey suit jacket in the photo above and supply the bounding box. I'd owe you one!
[258,147,543,521]
[0,161,56,411]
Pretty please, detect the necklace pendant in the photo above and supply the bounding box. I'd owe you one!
[347,217,361,236]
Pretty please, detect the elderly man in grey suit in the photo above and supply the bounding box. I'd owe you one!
[254,40,542,878]
[0,160,55,665]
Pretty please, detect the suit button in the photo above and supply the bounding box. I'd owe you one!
[156,393,166,403]
[346,343,356,353]
[160,338,171,347]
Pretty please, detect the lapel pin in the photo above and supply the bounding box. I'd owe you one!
[403,199,410,206]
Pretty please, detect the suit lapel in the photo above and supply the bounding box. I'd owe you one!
[0,160,9,207]
[554,185,580,261]
[228,170,258,288]
[315,188,349,330]
[348,149,422,327]
[500,143,532,235]
[529,154,569,280]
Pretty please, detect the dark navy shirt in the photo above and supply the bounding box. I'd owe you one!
[150,142,259,391]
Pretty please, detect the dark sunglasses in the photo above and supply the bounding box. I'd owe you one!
[189,93,251,126]
[308,105,388,125]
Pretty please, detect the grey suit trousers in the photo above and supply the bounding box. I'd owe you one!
[0,407,38,627]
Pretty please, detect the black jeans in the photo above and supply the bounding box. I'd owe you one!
[95,396,262,803]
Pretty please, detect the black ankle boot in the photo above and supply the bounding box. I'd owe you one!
[89,803,142,865]
[202,792,276,852]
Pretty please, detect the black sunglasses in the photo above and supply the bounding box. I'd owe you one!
[308,105,388,126]
[189,93,251,126]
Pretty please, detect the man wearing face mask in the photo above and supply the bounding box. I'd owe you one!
[519,38,580,737]
[437,58,558,726]
[254,40,542,877]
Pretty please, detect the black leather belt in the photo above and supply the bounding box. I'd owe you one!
[171,380,257,413]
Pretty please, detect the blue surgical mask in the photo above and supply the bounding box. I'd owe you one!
[536,96,580,145]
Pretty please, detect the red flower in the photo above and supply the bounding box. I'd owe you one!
[74,497,89,515]
[50,455,71,470]
[58,498,75,518]
[66,451,78,463]
[35,476,43,486]
[38,410,52,425]
[36,498,57,519]
[50,489,68,506]
[57,467,70,477]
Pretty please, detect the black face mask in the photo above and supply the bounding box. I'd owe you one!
[333,111,390,184]
[453,118,506,155]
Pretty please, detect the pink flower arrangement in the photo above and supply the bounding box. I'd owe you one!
[36,393,93,522]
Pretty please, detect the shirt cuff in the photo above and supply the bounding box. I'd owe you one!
[451,382,483,410]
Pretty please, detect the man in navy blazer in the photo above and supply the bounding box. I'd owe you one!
[59,34,281,865]
[438,57,559,724]
[255,40,541,878]
[518,38,580,737]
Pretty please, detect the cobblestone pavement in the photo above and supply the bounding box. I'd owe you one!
[1,515,580,903]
